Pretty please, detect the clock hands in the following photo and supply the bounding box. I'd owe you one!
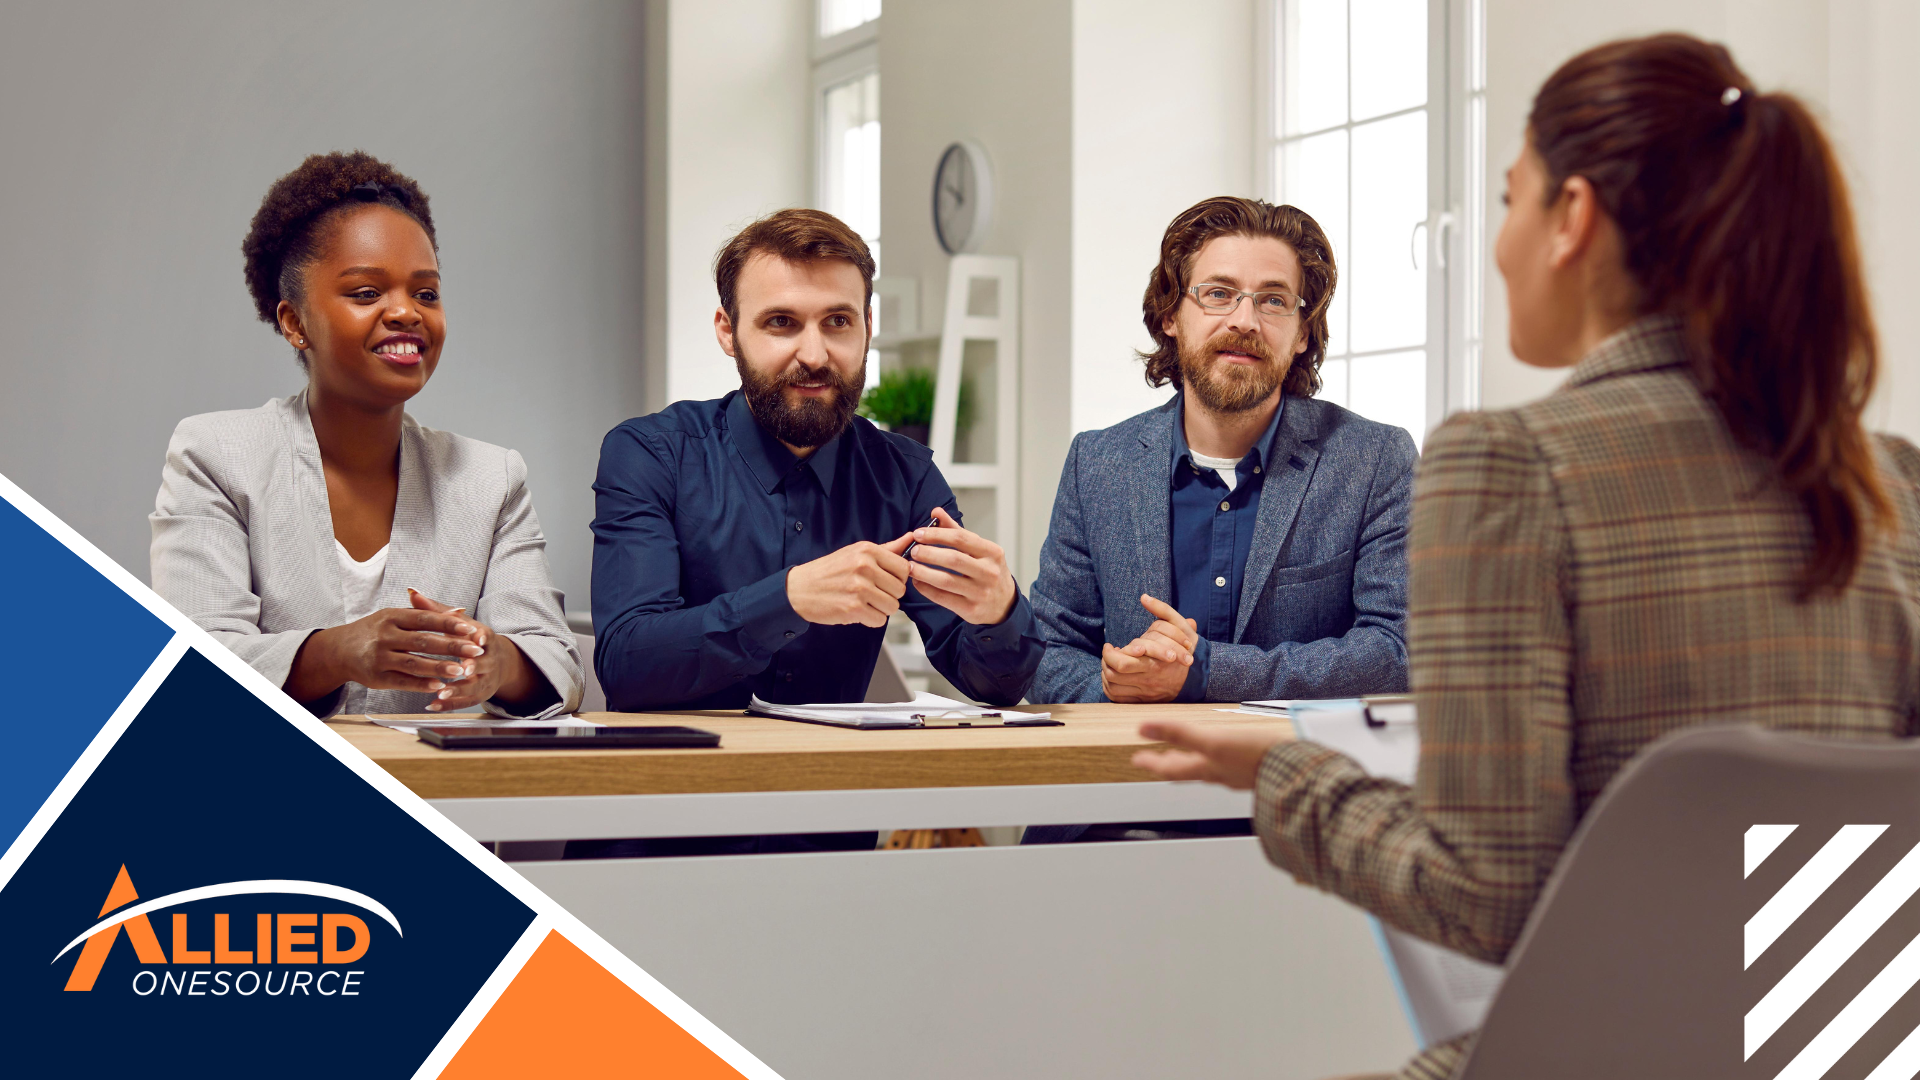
[943,182,965,207]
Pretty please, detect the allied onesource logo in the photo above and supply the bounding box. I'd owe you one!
[56,865,403,998]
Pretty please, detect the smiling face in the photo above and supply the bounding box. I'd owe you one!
[1162,233,1310,414]
[716,253,871,450]
[276,204,444,409]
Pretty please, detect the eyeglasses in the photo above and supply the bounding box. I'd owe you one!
[1185,283,1305,318]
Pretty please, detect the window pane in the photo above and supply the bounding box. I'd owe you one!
[1316,356,1351,410]
[1281,0,1346,135]
[1350,0,1426,121]
[1348,349,1425,446]
[822,71,881,242]
[1280,130,1347,356]
[820,0,881,38]
[1348,111,1425,353]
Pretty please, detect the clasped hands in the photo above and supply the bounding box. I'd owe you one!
[287,587,538,712]
[786,507,1016,628]
[1101,593,1202,704]
[1107,594,1286,790]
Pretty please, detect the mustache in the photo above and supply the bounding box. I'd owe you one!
[1206,331,1276,363]
[778,364,855,390]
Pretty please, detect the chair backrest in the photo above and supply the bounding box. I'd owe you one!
[572,632,606,713]
[1458,725,1920,1080]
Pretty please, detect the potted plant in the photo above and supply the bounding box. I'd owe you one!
[858,368,972,446]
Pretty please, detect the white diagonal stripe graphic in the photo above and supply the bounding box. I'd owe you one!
[1748,839,1920,1059]
[1751,825,1801,878]
[1749,825,1887,969]
[1861,1016,1920,1080]
[1775,928,1920,1080]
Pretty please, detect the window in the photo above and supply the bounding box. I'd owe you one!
[1264,0,1484,446]
[814,1,881,384]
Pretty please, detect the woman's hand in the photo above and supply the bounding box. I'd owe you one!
[404,590,550,712]
[1131,720,1290,791]
[285,596,484,704]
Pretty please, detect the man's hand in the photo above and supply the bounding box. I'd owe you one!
[788,535,913,628]
[904,507,1018,625]
[1101,594,1199,703]
[1132,720,1290,791]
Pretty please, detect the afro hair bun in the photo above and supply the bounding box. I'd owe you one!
[241,151,435,328]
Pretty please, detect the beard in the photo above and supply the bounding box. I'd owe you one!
[1178,329,1288,414]
[737,348,867,449]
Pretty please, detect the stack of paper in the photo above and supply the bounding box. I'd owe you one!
[746,692,1056,729]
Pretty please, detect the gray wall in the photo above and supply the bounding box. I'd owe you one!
[0,1,650,610]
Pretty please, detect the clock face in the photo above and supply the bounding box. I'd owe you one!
[933,142,983,255]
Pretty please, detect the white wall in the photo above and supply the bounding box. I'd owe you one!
[0,1,649,610]
[881,0,1075,586]
[1825,0,1920,441]
[1480,0,1920,442]
[1070,0,1257,435]
[657,0,813,407]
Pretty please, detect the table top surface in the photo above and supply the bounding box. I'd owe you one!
[325,704,1291,800]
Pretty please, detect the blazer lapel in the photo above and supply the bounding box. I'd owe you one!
[381,417,434,609]
[288,392,347,625]
[1235,397,1322,641]
[1129,403,1176,612]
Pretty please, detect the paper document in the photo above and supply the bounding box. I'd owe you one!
[1288,700,1505,1048]
[747,692,1057,729]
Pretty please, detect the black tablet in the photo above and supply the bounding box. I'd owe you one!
[417,725,720,750]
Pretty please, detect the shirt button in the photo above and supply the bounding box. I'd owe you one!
[983,635,993,642]
[794,521,805,532]
[782,672,794,682]
[784,631,795,639]
[1219,501,1230,512]
[1215,576,1227,587]
[1254,465,1262,474]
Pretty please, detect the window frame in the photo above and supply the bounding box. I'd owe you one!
[1258,0,1486,439]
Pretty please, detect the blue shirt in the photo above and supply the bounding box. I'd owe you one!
[1168,395,1284,701]
[590,392,1043,711]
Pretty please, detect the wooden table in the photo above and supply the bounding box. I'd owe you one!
[327,704,1290,841]
[327,705,1414,1080]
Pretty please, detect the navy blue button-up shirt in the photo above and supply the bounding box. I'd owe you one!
[590,392,1042,711]
[1168,395,1284,701]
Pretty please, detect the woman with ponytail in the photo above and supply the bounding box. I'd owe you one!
[1134,34,1920,1079]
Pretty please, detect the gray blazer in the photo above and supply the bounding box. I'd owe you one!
[1030,394,1414,703]
[149,391,582,718]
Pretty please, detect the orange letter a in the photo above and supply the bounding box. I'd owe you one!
[64,865,168,991]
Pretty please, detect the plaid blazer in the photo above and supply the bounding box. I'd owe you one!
[1252,318,1920,1079]
[150,391,582,719]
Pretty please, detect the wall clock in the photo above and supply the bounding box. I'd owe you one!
[932,140,994,255]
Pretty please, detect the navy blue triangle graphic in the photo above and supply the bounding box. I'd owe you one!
[0,497,173,850]
[0,647,535,1076]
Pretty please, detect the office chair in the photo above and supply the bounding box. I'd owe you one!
[1456,724,1920,1079]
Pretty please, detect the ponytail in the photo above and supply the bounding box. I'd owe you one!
[1530,34,1890,597]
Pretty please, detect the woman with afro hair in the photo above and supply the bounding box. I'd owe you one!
[149,151,582,718]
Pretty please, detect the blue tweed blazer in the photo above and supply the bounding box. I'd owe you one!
[1030,393,1415,703]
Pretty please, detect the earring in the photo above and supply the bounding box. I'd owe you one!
[295,338,307,348]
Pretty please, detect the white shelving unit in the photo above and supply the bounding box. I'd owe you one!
[872,256,1020,701]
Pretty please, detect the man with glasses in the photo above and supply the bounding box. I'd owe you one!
[1029,196,1415,726]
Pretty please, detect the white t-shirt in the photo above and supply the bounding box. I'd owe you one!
[1190,450,1243,492]
[336,540,390,623]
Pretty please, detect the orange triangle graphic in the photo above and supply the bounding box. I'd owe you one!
[440,931,746,1079]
